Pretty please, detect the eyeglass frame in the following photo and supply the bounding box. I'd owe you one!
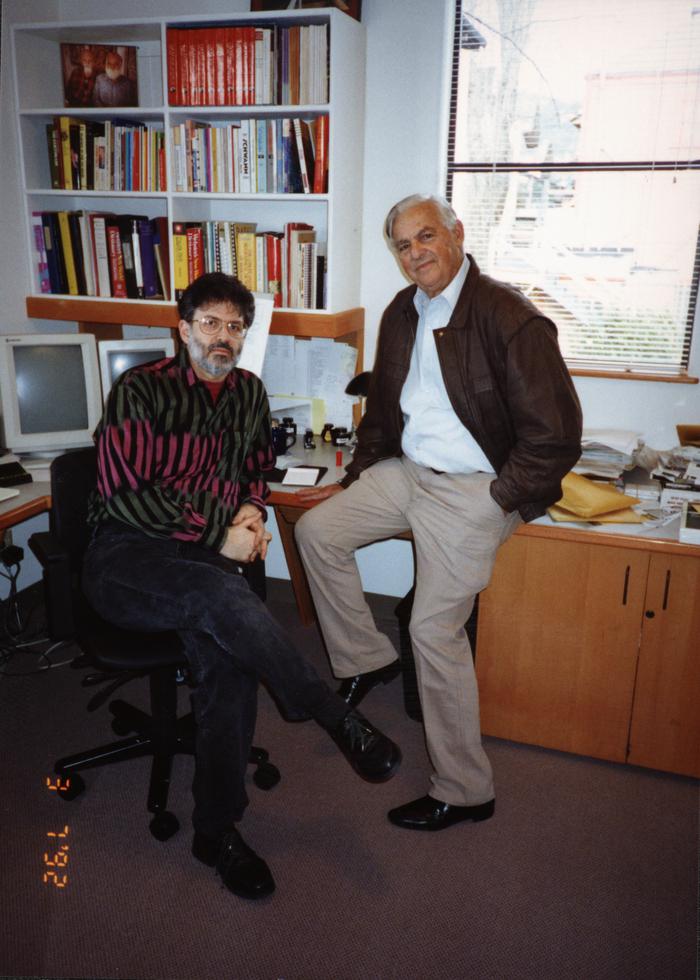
[190,315,249,338]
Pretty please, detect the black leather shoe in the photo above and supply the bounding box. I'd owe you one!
[388,794,495,831]
[332,708,401,783]
[337,660,401,707]
[192,829,275,900]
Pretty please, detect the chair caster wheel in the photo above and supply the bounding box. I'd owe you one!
[55,772,85,800]
[253,762,281,790]
[149,810,179,841]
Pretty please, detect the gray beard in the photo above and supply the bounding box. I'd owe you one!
[187,334,238,379]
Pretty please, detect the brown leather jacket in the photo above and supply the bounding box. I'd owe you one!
[342,255,582,522]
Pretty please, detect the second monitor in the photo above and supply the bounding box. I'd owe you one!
[98,338,176,403]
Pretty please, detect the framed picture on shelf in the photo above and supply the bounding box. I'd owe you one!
[61,43,139,108]
[250,1,361,20]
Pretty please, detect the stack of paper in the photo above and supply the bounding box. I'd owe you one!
[573,429,644,480]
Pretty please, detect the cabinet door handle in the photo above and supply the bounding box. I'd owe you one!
[622,565,630,605]
[662,569,671,610]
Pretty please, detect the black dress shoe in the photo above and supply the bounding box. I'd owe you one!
[192,829,275,900]
[337,660,401,707]
[332,708,401,783]
[388,794,495,831]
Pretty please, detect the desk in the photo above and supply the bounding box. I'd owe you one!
[0,480,51,537]
[270,452,700,778]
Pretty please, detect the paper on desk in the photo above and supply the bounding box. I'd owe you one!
[0,487,20,502]
[282,467,320,486]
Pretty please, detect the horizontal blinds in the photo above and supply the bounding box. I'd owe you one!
[447,0,700,375]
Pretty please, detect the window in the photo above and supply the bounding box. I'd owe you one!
[447,0,700,378]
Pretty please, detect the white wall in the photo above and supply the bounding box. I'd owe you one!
[2,0,699,599]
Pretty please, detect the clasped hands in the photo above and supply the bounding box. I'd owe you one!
[219,503,272,563]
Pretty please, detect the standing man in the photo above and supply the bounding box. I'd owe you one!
[83,272,400,900]
[295,194,582,832]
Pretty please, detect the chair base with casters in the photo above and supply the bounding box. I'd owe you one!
[31,446,280,842]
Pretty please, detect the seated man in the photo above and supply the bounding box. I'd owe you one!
[83,272,400,901]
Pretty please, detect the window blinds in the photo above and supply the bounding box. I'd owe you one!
[447,0,700,376]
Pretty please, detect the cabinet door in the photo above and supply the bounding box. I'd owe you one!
[627,553,700,777]
[476,535,648,761]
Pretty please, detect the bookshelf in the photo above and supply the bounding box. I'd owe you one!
[12,9,366,340]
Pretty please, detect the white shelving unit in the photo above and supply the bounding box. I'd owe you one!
[11,9,366,319]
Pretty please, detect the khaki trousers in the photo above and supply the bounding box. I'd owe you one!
[295,456,520,805]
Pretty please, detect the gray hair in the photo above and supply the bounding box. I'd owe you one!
[384,194,459,244]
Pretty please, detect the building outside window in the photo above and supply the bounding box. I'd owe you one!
[447,0,700,377]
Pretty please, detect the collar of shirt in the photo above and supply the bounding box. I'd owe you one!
[413,255,469,323]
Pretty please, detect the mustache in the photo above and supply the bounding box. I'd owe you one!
[207,341,235,356]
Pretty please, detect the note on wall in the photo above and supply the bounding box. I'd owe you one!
[262,336,357,429]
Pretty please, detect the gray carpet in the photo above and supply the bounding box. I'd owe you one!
[1,580,698,980]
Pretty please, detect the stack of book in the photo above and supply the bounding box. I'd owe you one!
[165,23,328,107]
[172,219,323,309]
[171,115,328,194]
[32,211,170,300]
[46,116,166,192]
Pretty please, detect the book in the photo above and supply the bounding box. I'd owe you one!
[312,114,329,194]
[61,43,138,109]
[89,212,112,297]
[236,230,257,291]
[105,221,127,298]
[31,212,51,294]
[57,116,74,190]
[152,216,171,300]
[292,117,315,194]
[45,123,61,189]
[679,501,700,544]
[166,28,179,105]
[57,210,79,294]
[172,222,189,299]
[41,212,66,294]
[137,218,159,298]
[76,211,95,296]
[186,223,205,283]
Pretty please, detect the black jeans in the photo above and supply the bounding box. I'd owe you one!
[83,524,348,839]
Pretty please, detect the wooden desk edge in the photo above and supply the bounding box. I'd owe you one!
[0,494,51,533]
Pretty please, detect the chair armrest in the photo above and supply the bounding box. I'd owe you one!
[29,530,67,567]
[29,531,75,640]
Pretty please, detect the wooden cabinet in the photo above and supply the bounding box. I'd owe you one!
[476,528,700,777]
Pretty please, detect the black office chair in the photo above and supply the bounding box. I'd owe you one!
[30,447,279,842]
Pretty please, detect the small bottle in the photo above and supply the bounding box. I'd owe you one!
[321,423,334,443]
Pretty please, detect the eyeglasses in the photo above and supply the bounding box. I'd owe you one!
[191,316,249,338]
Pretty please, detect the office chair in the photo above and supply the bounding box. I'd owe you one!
[29,447,279,842]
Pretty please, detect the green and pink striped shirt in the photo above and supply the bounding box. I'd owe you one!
[88,348,274,552]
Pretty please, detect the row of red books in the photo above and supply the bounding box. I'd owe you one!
[172,219,324,310]
[166,23,328,107]
[32,211,170,300]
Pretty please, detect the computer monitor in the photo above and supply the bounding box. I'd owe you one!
[0,333,103,457]
[98,337,176,404]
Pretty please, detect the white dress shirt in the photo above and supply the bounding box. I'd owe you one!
[400,257,495,474]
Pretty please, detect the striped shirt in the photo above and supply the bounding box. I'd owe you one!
[88,347,274,552]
